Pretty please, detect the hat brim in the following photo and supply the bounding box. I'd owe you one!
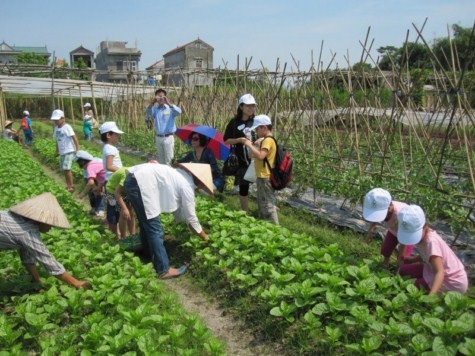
[9,193,71,229]
[397,228,422,246]
[177,163,214,197]
[101,128,124,134]
[363,206,388,222]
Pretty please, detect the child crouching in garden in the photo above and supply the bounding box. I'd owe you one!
[107,167,136,240]
[363,188,413,268]
[74,150,105,217]
[397,205,468,295]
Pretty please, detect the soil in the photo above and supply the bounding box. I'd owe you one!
[28,149,282,356]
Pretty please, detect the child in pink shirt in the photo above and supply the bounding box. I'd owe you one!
[363,188,414,267]
[398,205,468,295]
[74,150,105,217]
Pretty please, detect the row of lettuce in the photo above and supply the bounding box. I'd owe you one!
[29,136,475,354]
[0,140,225,354]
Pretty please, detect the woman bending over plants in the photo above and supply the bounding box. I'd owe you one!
[397,205,468,295]
[0,193,91,289]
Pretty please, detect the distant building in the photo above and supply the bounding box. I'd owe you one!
[163,38,214,87]
[0,41,51,65]
[95,41,142,83]
[70,45,94,69]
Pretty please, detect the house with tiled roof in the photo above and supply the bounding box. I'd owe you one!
[70,45,94,69]
[163,38,214,87]
[0,41,51,65]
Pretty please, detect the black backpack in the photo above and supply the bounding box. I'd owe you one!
[263,136,293,190]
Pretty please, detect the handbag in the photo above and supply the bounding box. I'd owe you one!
[222,145,239,176]
[243,160,256,183]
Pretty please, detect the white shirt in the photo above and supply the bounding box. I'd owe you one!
[53,124,76,155]
[127,163,202,233]
[102,144,123,181]
[3,128,14,140]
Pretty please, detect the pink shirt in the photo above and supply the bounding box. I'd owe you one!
[418,229,468,293]
[384,201,407,235]
[85,161,105,185]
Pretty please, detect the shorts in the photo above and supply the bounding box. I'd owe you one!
[60,152,76,170]
[104,181,120,225]
[106,202,120,225]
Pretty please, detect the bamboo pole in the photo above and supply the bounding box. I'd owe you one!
[68,89,74,125]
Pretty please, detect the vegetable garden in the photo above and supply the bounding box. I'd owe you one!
[1,25,475,354]
[1,135,474,354]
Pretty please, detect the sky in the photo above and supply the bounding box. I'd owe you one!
[1,0,474,72]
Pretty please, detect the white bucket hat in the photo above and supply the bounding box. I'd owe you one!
[363,188,392,222]
[9,193,71,229]
[23,110,30,116]
[397,205,426,245]
[238,93,256,106]
[177,163,214,196]
[99,121,124,135]
[84,102,91,108]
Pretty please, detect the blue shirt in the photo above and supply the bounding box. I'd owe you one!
[152,104,182,135]
[23,117,32,134]
[83,120,92,135]
[177,148,224,191]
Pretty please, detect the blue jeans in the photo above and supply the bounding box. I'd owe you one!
[124,174,169,275]
[24,131,33,145]
[87,189,104,212]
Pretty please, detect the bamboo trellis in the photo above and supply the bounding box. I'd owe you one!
[1,26,474,242]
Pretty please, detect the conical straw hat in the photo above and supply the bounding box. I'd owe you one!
[4,120,13,128]
[10,193,71,229]
[177,163,214,196]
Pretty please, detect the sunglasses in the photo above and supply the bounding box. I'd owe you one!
[191,136,200,141]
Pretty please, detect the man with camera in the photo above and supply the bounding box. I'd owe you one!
[150,88,182,165]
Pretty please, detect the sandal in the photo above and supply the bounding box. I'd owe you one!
[160,265,188,280]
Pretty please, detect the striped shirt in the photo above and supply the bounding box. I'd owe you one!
[0,211,65,275]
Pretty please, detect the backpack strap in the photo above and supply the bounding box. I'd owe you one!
[262,136,277,170]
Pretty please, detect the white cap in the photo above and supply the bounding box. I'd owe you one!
[397,205,426,245]
[238,93,256,105]
[84,102,91,108]
[363,188,392,222]
[23,110,29,116]
[84,115,92,120]
[74,150,94,162]
[50,109,65,121]
[250,114,272,131]
[99,121,124,135]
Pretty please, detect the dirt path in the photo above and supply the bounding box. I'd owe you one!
[29,150,282,356]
